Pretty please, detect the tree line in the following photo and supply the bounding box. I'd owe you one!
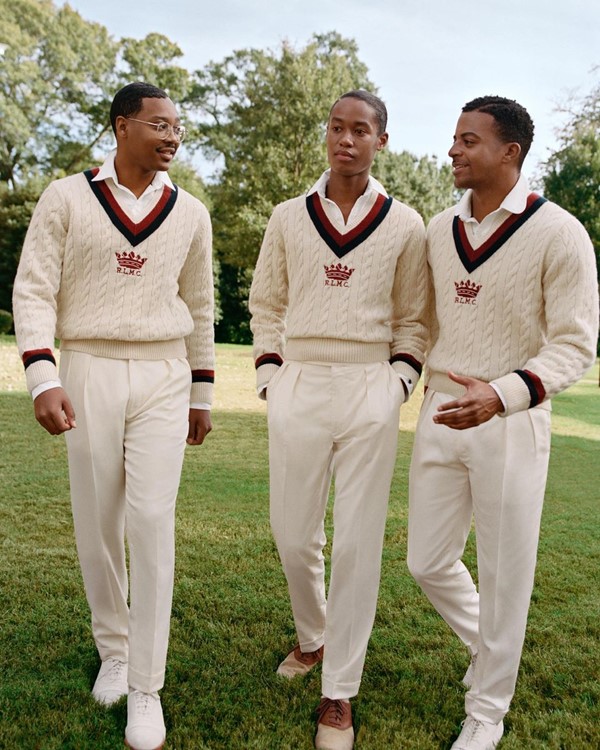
[0,0,598,341]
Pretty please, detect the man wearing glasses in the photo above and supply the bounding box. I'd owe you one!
[13,82,215,750]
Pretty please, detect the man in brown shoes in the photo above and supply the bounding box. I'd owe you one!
[250,90,428,750]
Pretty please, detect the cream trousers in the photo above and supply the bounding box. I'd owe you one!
[60,351,190,693]
[408,389,551,723]
[267,360,404,699]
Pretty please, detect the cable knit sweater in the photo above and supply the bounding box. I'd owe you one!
[13,169,215,405]
[425,197,599,415]
[249,190,428,394]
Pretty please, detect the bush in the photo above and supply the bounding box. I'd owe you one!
[0,309,13,334]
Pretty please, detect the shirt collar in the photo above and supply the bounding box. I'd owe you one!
[455,173,530,219]
[307,168,388,199]
[92,149,174,193]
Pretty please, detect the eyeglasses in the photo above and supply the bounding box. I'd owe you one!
[127,118,186,142]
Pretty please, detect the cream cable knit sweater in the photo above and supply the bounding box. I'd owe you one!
[13,171,215,405]
[425,199,598,415]
[249,192,429,393]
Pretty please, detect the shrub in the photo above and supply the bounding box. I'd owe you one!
[0,309,13,334]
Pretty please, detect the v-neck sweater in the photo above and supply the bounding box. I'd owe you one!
[13,170,215,405]
[425,198,598,415]
[249,191,428,392]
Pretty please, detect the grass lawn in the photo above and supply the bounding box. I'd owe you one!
[0,338,598,749]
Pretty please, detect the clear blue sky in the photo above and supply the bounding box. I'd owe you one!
[64,0,598,179]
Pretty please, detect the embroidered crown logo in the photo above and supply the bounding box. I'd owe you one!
[324,263,355,287]
[116,251,147,270]
[454,279,482,305]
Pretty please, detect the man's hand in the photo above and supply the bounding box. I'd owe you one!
[433,371,502,430]
[34,387,76,435]
[187,408,212,445]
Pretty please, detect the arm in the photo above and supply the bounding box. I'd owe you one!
[12,183,70,417]
[178,202,216,440]
[248,206,289,398]
[490,218,599,415]
[389,212,429,399]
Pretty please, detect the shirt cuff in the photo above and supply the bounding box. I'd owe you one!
[398,374,413,400]
[31,380,62,401]
[190,402,211,411]
[489,382,507,413]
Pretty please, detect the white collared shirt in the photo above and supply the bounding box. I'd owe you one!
[91,149,174,223]
[455,173,530,246]
[307,169,388,230]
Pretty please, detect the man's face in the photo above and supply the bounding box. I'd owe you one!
[326,97,387,178]
[448,110,512,191]
[118,96,181,173]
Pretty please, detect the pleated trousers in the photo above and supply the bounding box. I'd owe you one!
[60,350,190,693]
[408,389,551,723]
[268,360,403,699]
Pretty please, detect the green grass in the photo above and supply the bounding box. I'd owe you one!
[0,344,598,749]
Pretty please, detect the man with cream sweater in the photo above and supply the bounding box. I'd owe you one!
[13,81,215,750]
[407,95,598,750]
[249,90,428,750]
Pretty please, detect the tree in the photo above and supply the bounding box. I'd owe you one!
[0,0,201,325]
[0,0,119,186]
[542,99,600,271]
[371,149,454,225]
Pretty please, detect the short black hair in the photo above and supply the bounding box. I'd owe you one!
[462,95,534,166]
[109,81,169,134]
[330,90,388,135]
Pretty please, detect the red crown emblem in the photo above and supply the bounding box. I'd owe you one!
[454,279,482,299]
[115,251,148,270]
[324,263,355,281]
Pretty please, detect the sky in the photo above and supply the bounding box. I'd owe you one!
[63,0,598,180]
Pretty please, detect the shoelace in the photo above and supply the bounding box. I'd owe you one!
[105,659,126,682]
[133,692,157,715]
[316,698,348,728]
[462,719,487,741]
[295,645,323,665]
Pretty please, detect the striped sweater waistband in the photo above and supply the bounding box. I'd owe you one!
[285,338,391,364]
[60,338,187,361]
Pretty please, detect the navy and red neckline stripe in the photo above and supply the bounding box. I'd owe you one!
[84,168,178,247]
[306,192,393,259]
[453,193,547,273]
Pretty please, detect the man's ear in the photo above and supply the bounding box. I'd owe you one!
[503,142,521,164]
[115,115,128,141]
[377,132,389,151]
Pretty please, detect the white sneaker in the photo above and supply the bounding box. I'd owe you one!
[125,690,166,750]
[451,717,504,749]
[462,652,478,688]
[91,658,128,705]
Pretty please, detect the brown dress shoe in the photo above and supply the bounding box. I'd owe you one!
[276,644,324,678]
[315,697,354,750]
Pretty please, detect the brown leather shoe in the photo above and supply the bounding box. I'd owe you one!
[315,697,354,750]
[276,644,324,678]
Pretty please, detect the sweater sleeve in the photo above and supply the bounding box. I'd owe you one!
[178,200,216,406]
[12,183,67,393]
[389,210,429,396]
[249,205,288,396]
[491,216,599,415]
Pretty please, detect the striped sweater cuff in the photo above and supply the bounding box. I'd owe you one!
[22,349,59,394]
[491,370,546,416]
[255,353,283,397]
